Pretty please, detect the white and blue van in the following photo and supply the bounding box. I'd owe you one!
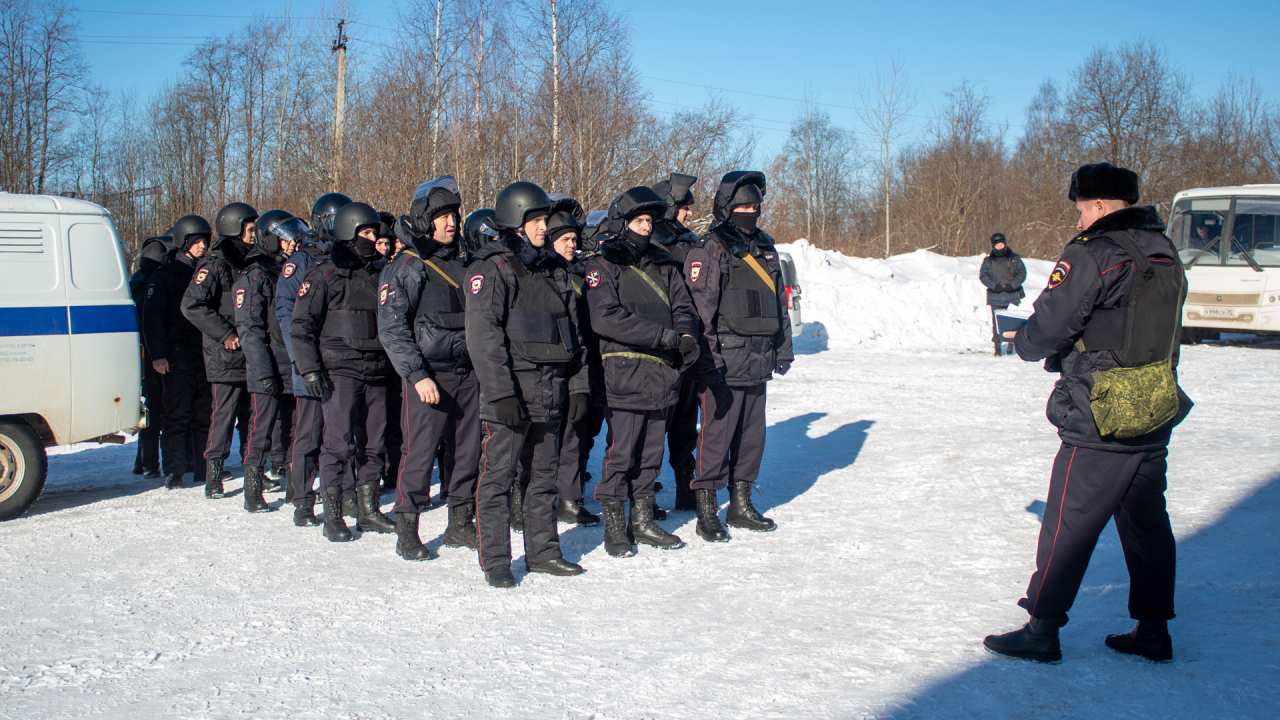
[0,193,143,520]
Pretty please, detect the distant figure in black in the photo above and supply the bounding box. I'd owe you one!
[979,232,1026,356]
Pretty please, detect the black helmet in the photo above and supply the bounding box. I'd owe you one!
[580,210,608,253]
[652,172,697,222]
[331,202,381,243]
[463,208,498,253]
[215,202,259,239]
[409,176,462,229]
[604,186,667,237]
[137,235,177,269]
[254,209,297,257]
[310,192,353,236]
[712,171,766,225]
[171,214,213,250]
[546,193,585,244]
[990,232,1007,246]
[493,181,552,230]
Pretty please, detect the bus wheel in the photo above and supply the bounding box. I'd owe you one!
[1181,328,1220,344]
[0,420,48,521]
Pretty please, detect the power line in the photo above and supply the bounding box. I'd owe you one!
[73,9,397,33]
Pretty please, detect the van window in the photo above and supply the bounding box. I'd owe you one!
[68,222,124,291]
[1226,199,1280,267]
[0,222,57,292]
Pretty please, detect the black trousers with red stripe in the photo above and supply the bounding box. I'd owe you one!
[392,371,481,515]
[475,420,564,572]
[290,395,323,506]
[204,382,249,463]
[667,374,701,475]
[596,408,666,503]
[555,403,606,502]
[691,382,767,491]
[319,375,386,493]
[243,391,279,468]
[159,356,210,479]
[1019,443,1176,623]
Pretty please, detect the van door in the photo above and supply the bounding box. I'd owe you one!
[62,215,141,442]
[0,212,71,443]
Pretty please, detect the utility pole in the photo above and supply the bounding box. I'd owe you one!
[332,19,348,189]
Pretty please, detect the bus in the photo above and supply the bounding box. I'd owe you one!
[1168,184,1280,342]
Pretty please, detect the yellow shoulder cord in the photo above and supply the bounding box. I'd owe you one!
[403,248,460,289]
[738,252,776,292]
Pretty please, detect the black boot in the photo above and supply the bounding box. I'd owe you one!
[725,481,776,532]
[651,500,668,521]
[509,481,525,532]
[600,500,634,557]
[293,499,321,527]
[343,496,358,518]
[1105,620,1172,662]
[695,489,729,542]
[262,475,281,493]
[164,473,183,490]
[485,564,516,588]
[674,469,696,511]
[630,497,683,549]
[994,341,1002,357]
[983,617,1063,663]
[355,482,396,534]
[527,557,585,576]
[243,466,270,513]
[144,468,161,479]
[395,512,432,561]
[320,487,353,542]
[442,503,480,549]
[556,496,600,526]
[205,459,225,499]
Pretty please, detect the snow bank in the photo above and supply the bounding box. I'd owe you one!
[778,239,1055,351]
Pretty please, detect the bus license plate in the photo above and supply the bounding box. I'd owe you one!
[1202,307,1235,318]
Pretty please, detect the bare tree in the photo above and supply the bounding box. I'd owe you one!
[855,55,918,257]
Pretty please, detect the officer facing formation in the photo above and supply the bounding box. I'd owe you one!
[684,171,793,542]
[984,162,1191,664]
[979,232,1027,356]
[130,233,178,480]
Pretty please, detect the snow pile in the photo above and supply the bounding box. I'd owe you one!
[778,238,1055,350]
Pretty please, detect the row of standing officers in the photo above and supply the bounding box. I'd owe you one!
[130,171,793,588]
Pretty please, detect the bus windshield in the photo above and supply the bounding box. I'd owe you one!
[1169,197,1227,265]
[1170,195,1280,267]
[1226,198,1280,267]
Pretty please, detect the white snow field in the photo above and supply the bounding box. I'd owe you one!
[3,247,1278,719]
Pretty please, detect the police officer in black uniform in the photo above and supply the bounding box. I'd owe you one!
[182,202,258,499]
[231,210,300,513]
[979,232,1027,356]
[144,216,214,490]
[466,181,590,588]
[378,176,482,560]
[277,193,351,526]
[131,232,177,479]
[684,171,793,542]
[984,163,1191,664]
[290,202,397,543]
[586,186,700,557]
[652,172,702,511]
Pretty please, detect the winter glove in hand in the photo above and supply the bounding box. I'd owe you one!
[261,377,281,396]
[774,360,791,376]
[493,397,528,426]
[566,393,590,424]
[658,329,681,351]
[678,335,700,368]
[702,368,726,386]
[995,283,1014,293]
[301,371,330,397]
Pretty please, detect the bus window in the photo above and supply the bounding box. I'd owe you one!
[1226,199,1280,267]
[1170,198,1227,264]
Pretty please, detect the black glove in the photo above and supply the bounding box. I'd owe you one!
[261,377,281,395]
[995,283,1013,293]
[702,368,725,386]
[301,371,330,397]
[493,396,528,426]
[775,360,791,376]
[566,393,589,424]
[678,335,699,368]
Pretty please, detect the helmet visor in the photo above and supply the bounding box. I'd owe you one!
[269,217,311,242]
[412,176,461,206]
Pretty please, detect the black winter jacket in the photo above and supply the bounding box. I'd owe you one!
[568,255,606,405]
[181,237,252,383]
[684,224,794,387]
[233,254,291,392]
[276,246,326,396]
[464,233,589,423]
[289,244,391,382]
[585,239,699,410]
[1013,206,1191,452]
[142,252,204,367]
[653,219,700,266]
[378,236,472,384]
[979,251,1027,307]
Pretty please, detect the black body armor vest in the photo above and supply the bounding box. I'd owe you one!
[322,266,382,351]
[406,250,468,330]
[505,259,576,364]
[1079,231,1185,366]
[719,252,781,337]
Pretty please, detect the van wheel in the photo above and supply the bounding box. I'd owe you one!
[1181,328,1220,344]
[0,421,48,521]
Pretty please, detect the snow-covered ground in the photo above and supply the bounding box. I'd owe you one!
[2,247,1278,719]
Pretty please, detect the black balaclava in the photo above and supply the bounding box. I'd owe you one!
[990,233,1010,258]
[353,236,378,261]
[728,183,763,234]
[625,225,652,251]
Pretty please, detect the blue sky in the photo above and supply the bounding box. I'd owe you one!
[77,0,1280,159]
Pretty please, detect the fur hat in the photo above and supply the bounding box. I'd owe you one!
[1068,162,1140,205]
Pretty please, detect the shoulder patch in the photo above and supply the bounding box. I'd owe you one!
[585,270,601,288]
[470,274,485,295]
[282,262,296,279]
[379,283,390,306]
[146,285,155,298]
[298,281,311,297]
[1047,260,1072,289]
[234,288,246,308]
[195,268,209,285]
[689,261,702,283]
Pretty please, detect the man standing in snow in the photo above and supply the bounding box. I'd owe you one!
[979,232,1026,356]
[984,162,1191,664]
